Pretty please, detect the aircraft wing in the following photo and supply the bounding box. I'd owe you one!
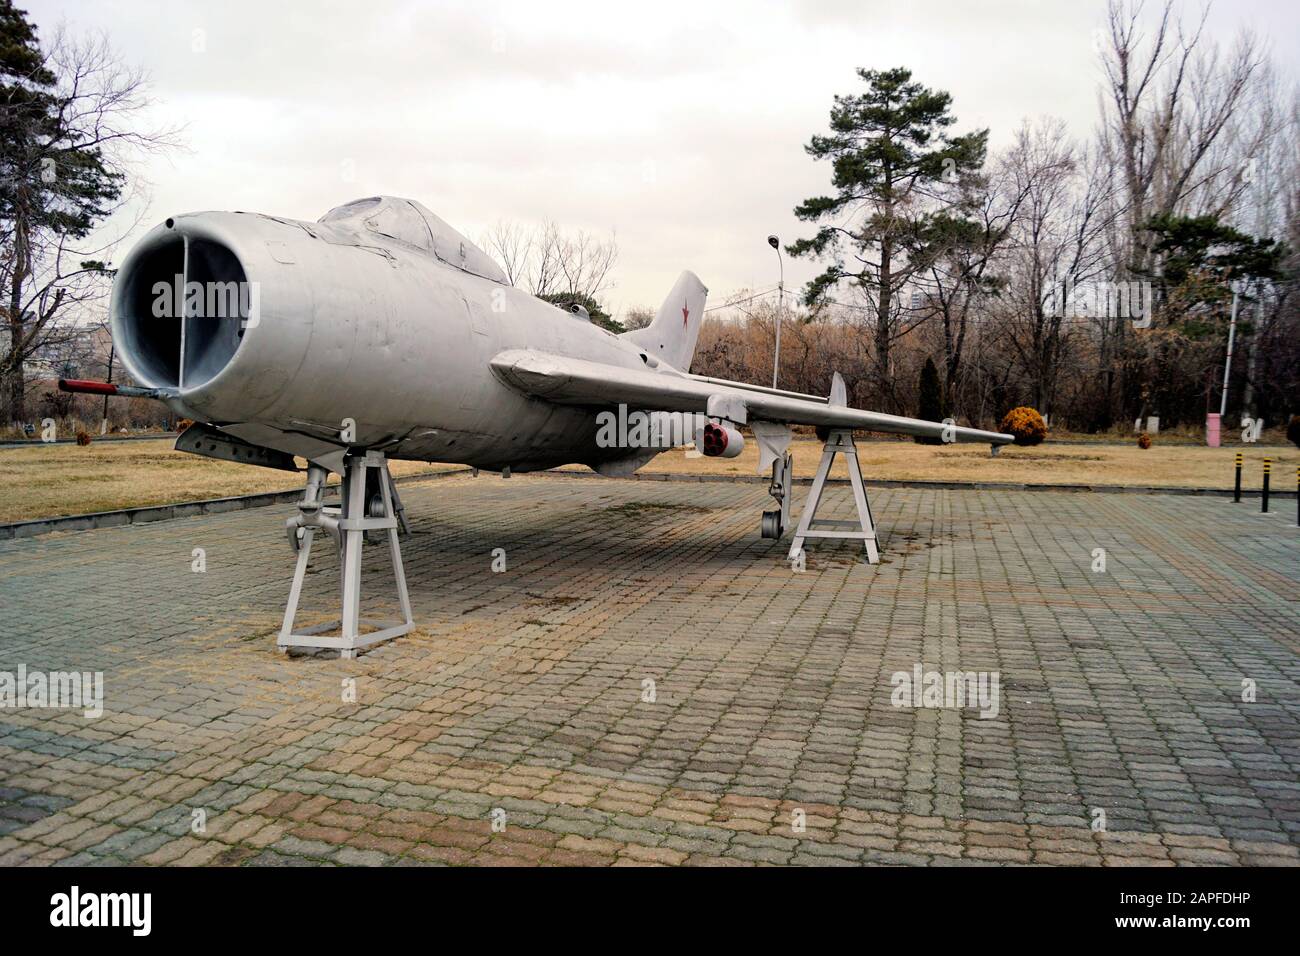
[490,349,1014,445]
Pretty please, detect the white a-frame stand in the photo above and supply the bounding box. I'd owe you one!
[788,429,879,564]
[278,451,414,658]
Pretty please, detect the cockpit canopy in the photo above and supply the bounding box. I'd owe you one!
[319,196,508,285]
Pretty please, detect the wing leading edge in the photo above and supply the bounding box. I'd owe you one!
[489,349,1014,445]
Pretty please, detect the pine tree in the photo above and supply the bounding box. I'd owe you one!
[1,1,125,421]
[537,291,623,333]
[789,67,987,412]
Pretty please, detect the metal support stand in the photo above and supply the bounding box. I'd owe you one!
[761,452,793,538]
[278,451,414,658]
[788,430,879,564]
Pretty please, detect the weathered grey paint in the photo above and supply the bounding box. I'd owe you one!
[110,195,1011,476]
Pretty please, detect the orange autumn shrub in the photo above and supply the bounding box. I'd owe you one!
[999,406,1048,447]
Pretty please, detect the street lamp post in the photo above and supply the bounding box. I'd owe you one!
[768,235,783,389]
[1220,281,1242,419]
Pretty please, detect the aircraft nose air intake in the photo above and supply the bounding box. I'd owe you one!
[110,222,254,391]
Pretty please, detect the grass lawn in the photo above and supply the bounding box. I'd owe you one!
[580,438,1298,490]
[1,435,1295,524]
[0,440,458,523]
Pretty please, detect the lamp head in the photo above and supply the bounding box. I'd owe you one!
[767,235,780,250]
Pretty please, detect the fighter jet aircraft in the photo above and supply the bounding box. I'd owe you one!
[62,196,1013,655]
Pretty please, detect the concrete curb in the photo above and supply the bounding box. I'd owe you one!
[0,433,181,450]
[542,469,1295,498]
[1040,438,1293,448]
[3,465,1292,541]
[0,468,472,541]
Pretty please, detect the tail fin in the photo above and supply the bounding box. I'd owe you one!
[621,270,708,372]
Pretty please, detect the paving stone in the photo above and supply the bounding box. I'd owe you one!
[0,475,1296,868]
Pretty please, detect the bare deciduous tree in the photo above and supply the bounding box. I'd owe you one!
[479,219,532,288]
[1,23,180,422]
[479,218,618,301]
[1098,0,1265,276]
[619,305,654,331]
[991,119,1116,420]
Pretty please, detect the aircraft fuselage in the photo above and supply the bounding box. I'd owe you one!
[110,199,661,473]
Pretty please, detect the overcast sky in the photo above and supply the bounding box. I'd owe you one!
[25,0,1300,317]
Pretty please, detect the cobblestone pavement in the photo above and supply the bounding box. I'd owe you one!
[1,473,1297,866]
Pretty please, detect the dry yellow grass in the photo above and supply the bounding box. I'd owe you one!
[1,435,1295,524]
[0,439,457,523]
[559,438,1298,491]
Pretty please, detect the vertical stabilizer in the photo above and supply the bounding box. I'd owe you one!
[621,270,708,372]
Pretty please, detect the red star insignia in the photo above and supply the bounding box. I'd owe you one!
[682,301,690,326]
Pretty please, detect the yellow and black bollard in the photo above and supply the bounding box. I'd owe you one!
[1233,452,1243,502]
[1261,458,1271,514]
